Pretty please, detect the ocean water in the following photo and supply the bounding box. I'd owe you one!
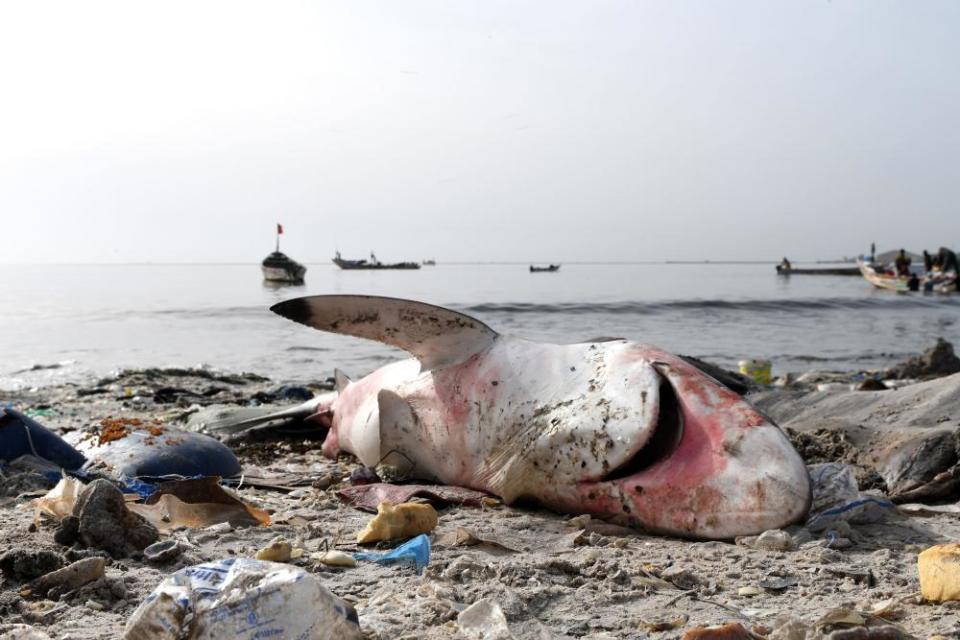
[2,262,958,390]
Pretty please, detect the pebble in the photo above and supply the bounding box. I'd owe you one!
[312,550,358,567]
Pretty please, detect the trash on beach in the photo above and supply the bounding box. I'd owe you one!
[29,557,105,597]
[0,407,86,471]
[353,533,431,574]
[918,543,960,602]
[124,557,361,640]
[74,417,241,478]
[255,537,292,562]
[806,463,896,531]
[54,479,158,557]
[128,476,271,533]
[33,476,85,524]
[457,599,515,640]
[336,482,491,512]
[356,500,438,543]
[738,358,772,384]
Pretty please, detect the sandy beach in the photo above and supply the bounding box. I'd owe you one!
[2,343,960,640]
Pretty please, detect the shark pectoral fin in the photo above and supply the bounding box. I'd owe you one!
[270,295,499,369]
[377,389,438,482]
[334,368,353,392]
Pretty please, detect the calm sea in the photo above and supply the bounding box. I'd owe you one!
[2,262,958,390]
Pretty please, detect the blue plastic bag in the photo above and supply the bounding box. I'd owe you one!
[354,534,431,574]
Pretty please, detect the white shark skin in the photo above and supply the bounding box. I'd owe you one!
[273,296,811,539]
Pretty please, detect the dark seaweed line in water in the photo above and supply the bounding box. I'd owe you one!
[460,296,960,316]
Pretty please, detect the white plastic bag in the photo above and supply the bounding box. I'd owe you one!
[124,558,360,640]
[806,463,894,531]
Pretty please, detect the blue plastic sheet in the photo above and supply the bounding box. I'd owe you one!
[354,534,431,574]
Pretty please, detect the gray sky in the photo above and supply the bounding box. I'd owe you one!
[1,1,958,264]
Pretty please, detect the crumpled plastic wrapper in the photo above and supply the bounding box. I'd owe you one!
[124,558,360,640]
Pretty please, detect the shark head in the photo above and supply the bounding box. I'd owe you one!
[559,346,812,538]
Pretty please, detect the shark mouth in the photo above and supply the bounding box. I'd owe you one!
[603,370,684,481]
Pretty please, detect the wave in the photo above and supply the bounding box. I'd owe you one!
[459,296,960,316]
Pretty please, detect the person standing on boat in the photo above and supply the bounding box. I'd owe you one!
[870,242,876,262]
[938,247,959,274]
[780,257,792,271]
[894,249,911,276]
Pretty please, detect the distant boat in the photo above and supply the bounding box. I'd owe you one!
[775,265,860,276]
[333,251,421,270]
[262,224,306,283]
[422,259,437,266]
[530,264,560,273]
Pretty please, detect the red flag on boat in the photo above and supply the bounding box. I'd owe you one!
[277,223,284,235]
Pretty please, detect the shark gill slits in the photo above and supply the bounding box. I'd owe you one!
[602,372,684,481]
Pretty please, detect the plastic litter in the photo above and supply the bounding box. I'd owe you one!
[124,558,360,640]
[128,476,270,533]
[457,599,515,640]
[74,419,241,478]
[33,477,85,524]
[738,359,772,384]
[356,500,438,543]
[806,463,895,531]
[354,533,431,574]
[0,407,86,470]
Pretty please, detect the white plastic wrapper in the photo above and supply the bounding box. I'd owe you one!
[806,463,894,531]
[124,558,360,640]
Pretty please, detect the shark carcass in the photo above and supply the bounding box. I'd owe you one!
[270,295,811,539]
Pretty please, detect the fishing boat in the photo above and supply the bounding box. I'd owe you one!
[333,251,421,270]
[775,265,860,276]
[422,259,437,266]
[530,264,560,273]
[857,257,957,294]
[262,224,306,284]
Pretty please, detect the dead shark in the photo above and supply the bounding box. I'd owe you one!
[270,295,811,539]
